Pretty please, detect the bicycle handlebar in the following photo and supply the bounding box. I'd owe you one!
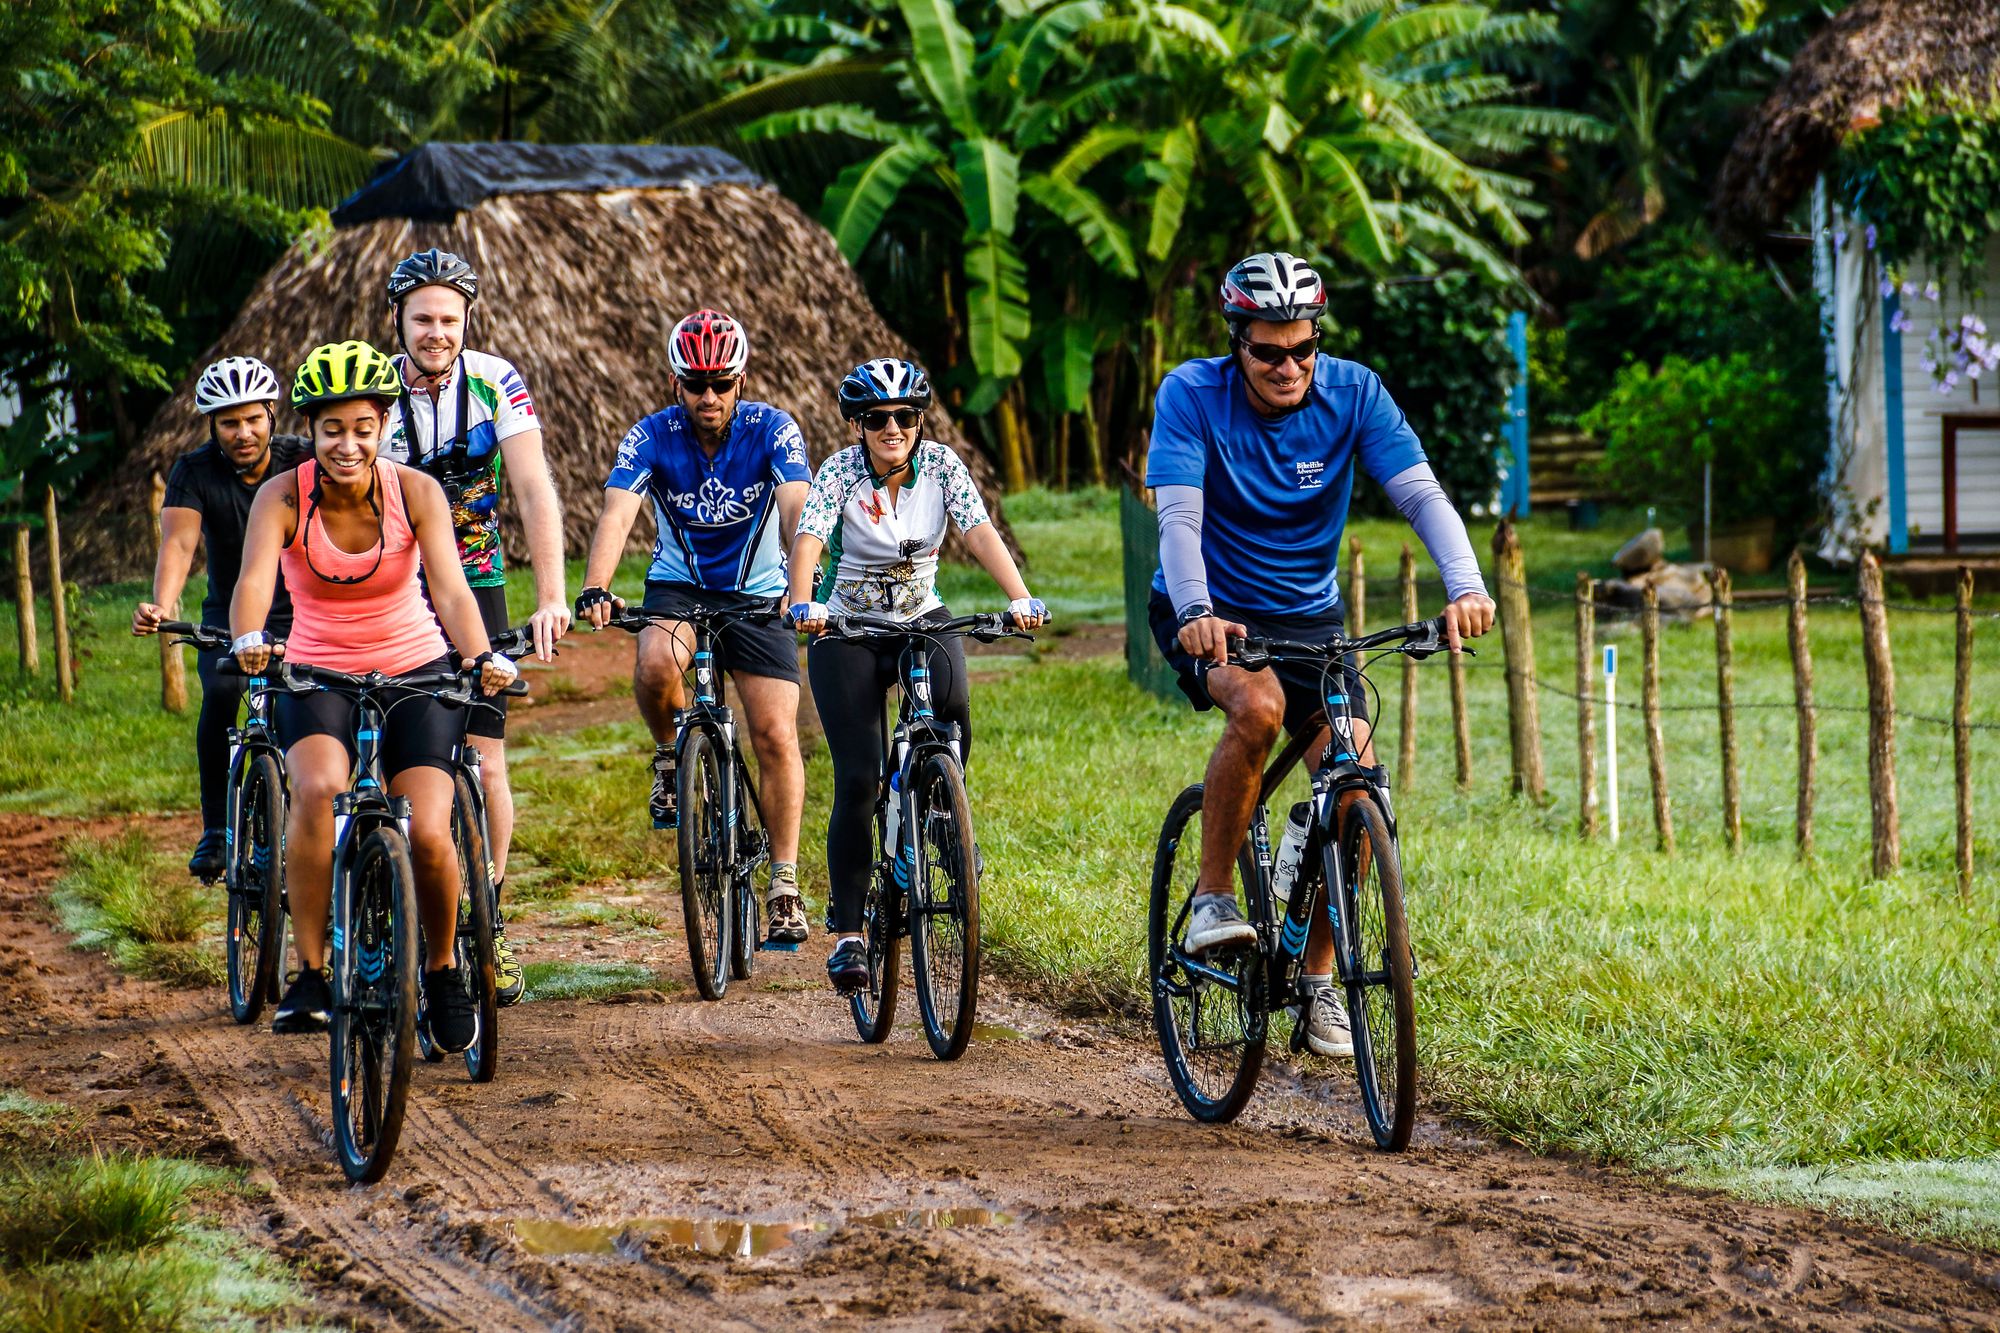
[1226,615,1466,670]
[819,610,1037,644]
[219,659,529,706]
[159,621,232,652]
[601,603,783,634]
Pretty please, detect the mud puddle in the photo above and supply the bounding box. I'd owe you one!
[513,1204,1019,1259]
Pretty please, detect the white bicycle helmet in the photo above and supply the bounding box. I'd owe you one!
[194,356,283,415]
[1219,252,1327,334]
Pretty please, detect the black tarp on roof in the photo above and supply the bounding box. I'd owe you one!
[331,142,762,226]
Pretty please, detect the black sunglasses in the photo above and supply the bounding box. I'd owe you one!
[858,407,922,432]
[1240,334,1320,366]
[678,375,738,397]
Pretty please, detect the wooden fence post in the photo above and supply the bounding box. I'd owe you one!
[1397,544,1417,788]
[1575,572,1598,839]
[1786,551,1816,860]
[43,486,71,703]
[1449,646,1472,791]
[12,523,36,676]
[1492,521,1545,801]
[1713,567,1740,853]
[1858,552,1900,877]
[1642,583,1674,853]
[151,473,188,714]
[1955,566,1974,904]
[1348,537,1365,637]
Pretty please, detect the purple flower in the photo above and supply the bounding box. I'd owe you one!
[1903,280,1920,300]
[1925,281,1942,301]
[1881,276,1897,298]
[1890,310,1915,335]
[1866,224,1878,249]
[1944,369,1962,391]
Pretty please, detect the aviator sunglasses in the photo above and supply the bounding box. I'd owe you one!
[678,375,738,397]
[1240,333,1320,367]
[858,407,922,432]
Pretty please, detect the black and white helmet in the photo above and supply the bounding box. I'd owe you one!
[838,358,932,419]
[385,248,479,308]
[193,356,282,415]
[1219,252,1327,333]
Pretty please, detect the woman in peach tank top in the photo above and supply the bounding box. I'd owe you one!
[231,341,517,1052]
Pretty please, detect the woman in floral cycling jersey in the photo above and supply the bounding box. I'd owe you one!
[787,358,1046,993]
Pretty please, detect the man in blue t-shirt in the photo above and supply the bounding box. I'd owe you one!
[576,309,815,944]
[1146,252,1496,1056]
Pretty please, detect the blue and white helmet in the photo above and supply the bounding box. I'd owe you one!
[838,358,932,419]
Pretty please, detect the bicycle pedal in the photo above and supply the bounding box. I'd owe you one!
[758,940,801,953]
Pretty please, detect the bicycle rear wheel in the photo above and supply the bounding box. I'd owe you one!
[848,864,902,1044]
[1149,784,1267,1123]
[454,772,499,1083]
[729,761,766,981]
[909,751,980,1061]
[330,826,419,1183]
[1333,791,1415,1150]
[677,726,731,1000]
[226,752,285,1025]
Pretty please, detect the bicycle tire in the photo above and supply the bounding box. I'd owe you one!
[1149,783,1267,1123]
[729,760,765,981]
[1333,791,1415,1150]
[848,845,902,1043]
[677,726,732,1000]
[226,752,285,1025]
[330,825,419,1184]
[909,750,980,1061]
[455,771,499,1083]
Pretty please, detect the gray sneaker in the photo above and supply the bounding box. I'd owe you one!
[765,864,808,945]
[1183,893,1258,954]
[1296,986,1353,1058]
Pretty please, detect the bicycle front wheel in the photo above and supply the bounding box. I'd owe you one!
[455,772,499,1083]
[330,826,419,1183]
[1333,791,1415,1150]
[729,762,766,981]
[226,752,285,1025]
[677,727,731,1000]
[848,864,902,1044]
[909,752,980,1061]
[1149,784,1267,1123]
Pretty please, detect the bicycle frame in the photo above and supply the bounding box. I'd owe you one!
[327,688,414,1006]
[876,638,966,896]
[223,671,286,897]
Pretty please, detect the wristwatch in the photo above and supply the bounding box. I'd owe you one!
[1176,603,1214,627]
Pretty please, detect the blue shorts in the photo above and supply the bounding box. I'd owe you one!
[1147,589,1367,737]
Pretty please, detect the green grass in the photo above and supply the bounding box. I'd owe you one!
[520,960,678,1002]
[53,834,223,987]
[938,486,1124,623]
[1701,1158,2000,1253]
[0,1155,323,1333]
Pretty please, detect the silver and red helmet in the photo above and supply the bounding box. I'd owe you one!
[668,308,749,378]
[1219,252,1327,333]
[194,356,282,415]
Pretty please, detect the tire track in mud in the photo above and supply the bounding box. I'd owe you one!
[7,810,2000,1331]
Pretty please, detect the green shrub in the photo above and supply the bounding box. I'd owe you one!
[0,1156,215,1269]
[1580,353,1820,533]
[52,834,223,985]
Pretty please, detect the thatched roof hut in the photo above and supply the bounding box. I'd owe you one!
[1714,0,2000,229]
[81,143,1011,580]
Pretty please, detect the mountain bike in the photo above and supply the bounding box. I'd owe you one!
[417,624,541,1083]
[822,611,1033,1061]
[164,622,287,1026]
[604,605,778,1000]
[1149,616,1457,1149]
[268,659,525,1183]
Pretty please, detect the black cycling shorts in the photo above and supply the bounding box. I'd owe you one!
[641,582,800,684]
[1148,588,1368,738]
[429,582,513,740]
[273,654,467,778]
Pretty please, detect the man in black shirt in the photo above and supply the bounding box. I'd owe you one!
[133,357,311,878]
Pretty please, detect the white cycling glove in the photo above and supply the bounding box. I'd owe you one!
[231,630,270,656]
[1007,597,1049,624]
[790,601,828,628]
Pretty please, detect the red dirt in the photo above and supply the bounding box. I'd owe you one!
[5,810,1999,1330]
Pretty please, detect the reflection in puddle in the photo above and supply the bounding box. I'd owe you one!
[512,1216,823,1258]
[851,1207,1017,1231]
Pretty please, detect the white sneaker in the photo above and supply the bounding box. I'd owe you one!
[1298,986,1353,1058]
[1183,893,1258,954]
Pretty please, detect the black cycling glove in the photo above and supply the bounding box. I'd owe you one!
[575,586,617,618]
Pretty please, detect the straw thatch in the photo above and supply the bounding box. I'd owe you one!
[1714,0,2000,229]
[82,179,1013,580]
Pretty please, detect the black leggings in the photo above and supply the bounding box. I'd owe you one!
[195,649,246,831]
[807,627,971,934]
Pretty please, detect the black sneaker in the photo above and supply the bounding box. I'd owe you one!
[826,938,869,994]
[188,828,227,882]
[272,968,332,1034]
[424,966,477,1054]
[650,744,677,830]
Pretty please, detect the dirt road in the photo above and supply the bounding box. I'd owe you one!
[5,808,1999,1331]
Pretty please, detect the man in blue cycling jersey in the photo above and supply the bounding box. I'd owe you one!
[576,308,814,945]
[1148,251,1496,1057]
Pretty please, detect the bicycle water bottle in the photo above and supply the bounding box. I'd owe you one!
[1270,801,1312,909]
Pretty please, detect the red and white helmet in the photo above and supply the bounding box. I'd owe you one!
[1219,252,1327,332]
[667,308,749,378]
